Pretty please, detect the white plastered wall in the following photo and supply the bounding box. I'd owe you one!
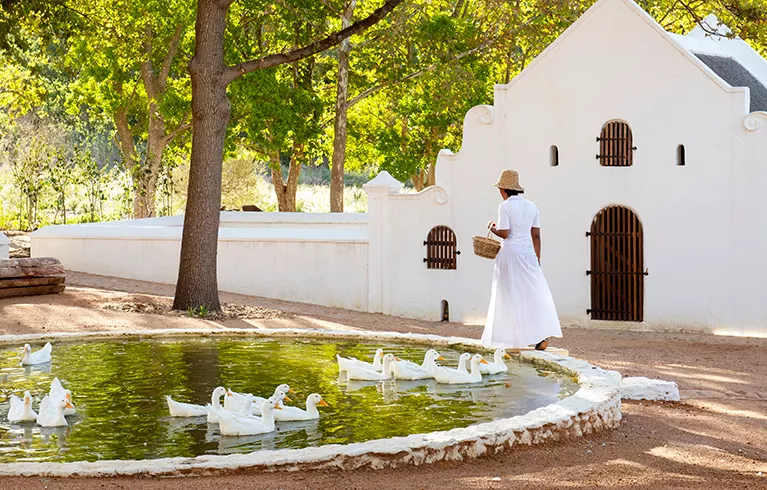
[374,0,767,334]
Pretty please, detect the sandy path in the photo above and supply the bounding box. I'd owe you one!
[0,272,765,489]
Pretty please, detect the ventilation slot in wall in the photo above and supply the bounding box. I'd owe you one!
[441,300,449,322]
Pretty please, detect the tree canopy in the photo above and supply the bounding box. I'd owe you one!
[0,0,766,307]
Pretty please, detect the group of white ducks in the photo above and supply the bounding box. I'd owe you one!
[166,385,330,437]
[337,347,512,384]
[7,343,511,437]
[7,343,77,427]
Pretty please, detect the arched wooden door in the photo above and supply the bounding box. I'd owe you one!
[587,206,645,322]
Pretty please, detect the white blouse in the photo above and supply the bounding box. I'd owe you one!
[497,196,540,245]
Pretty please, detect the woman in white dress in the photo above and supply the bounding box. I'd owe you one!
[481,169,562,350]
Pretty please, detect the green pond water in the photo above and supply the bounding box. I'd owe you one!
[0,337,579,463]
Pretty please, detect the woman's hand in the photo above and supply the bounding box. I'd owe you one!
[487,221,496,231]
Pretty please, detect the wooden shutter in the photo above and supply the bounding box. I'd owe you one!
[597,121,635,167]
[424,226,459,270]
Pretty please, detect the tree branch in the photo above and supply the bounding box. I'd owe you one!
[317,0,343,17]
[347,38,497,109]
[678,0,730,37]
[159,24,185,91]
[163,115,192,145]
[344,10,543,110]
[223,0,403,85]
[140,24,159,99]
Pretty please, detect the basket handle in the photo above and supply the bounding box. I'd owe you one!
[487,229,493,239]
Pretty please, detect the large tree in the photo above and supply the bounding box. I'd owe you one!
[172,0,404,312]
[65,0,194,219]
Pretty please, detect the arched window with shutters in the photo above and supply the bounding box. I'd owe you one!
[424,226,459,270]
[597,121,636,167]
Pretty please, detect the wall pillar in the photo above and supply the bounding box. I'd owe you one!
[363,171,403,314]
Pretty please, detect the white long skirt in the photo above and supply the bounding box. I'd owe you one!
[481,241,563,349]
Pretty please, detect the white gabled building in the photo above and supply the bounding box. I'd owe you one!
[32,0,767,337]
[376,0,767,334]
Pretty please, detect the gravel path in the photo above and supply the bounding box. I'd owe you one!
[0,272,765,489]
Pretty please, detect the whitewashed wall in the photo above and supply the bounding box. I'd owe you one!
[32,213,369,311]
[0,232,8,260]
[370,0,767,334]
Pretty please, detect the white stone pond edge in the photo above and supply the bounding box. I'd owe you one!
[0,327,623,477]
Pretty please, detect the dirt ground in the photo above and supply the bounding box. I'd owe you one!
[1,272,766,489]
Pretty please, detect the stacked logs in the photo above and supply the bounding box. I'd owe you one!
[0,257,66,299]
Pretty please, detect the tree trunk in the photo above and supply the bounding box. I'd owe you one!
[270,146,303,212]
[172,0,232,312]
[135,24,186,219]
[114,103,138,176]
[411,169,425,192]
[133,106,166,218]
[270,153,289,212]
[286,143,303,211]
[329,0,356,213]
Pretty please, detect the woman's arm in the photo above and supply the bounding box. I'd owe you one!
[488,221,509,239]
[531,227,541,263]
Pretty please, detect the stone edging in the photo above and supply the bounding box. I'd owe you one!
[0,328,622,477]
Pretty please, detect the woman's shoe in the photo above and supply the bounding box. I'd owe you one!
[534,339,549,351]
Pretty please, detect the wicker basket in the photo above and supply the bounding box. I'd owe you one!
[472,231,501,260]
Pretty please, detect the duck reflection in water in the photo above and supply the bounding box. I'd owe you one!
[24,363,52,375]
[218,430,277,453]
[165,415,205,439]
[39,425,70,448]
[5,424,35,450]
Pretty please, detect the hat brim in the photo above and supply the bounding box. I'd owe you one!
[493,182,524,191]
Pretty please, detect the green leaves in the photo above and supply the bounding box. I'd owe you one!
[1,0,766,218]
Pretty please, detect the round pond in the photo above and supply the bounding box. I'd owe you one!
[0,337,579,463]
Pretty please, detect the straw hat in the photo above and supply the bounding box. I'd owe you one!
[493,169,524,192]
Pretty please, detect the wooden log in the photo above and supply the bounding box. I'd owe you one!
[0,257,61,267]
[0,277,65,288]
[0,257,64,279]
[0,265,64,279]
[0,284,65,299]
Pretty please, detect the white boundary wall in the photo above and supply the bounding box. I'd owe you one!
[32,213,369,311]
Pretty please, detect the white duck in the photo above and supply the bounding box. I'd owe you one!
[479,348,512,375]
[217,396,281,436]
[21,342,52,365]
[205,386,232,424]
[336,348,385,373]
[433,354,488,384]
[49,378,76,416]
[167,387,226,418]
[225,384,294,414]
[452,353,474,375]
[273,393,329,422]
[398,349,447,372]
[8,391,38,422]
[37,397,74,427]
[391,350,445,380]
[346,353,396,381]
